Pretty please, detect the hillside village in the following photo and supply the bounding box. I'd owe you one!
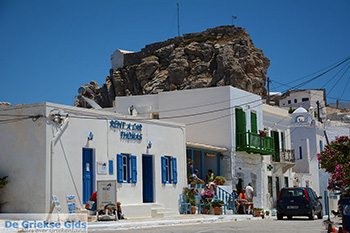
[1,26,350,220]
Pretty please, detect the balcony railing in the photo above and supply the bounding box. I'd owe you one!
[236,131,275,155]
[281,149,295,163]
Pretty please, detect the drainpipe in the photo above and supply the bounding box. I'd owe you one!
[49,117,69,210]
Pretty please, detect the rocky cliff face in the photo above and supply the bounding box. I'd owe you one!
[74,25,270,108]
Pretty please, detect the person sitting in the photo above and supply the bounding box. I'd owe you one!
[206,169,217,195]
[238,189,247,214]
[231,188,240,213]
[117,202,126,220]
[192,169,200,180]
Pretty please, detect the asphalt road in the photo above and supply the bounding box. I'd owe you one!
[88,216,334,233]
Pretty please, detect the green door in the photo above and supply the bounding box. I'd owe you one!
[272,131,280,162]
[236,108,246,147]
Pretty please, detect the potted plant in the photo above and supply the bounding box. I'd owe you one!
[214,176,226,185]
[261,210,265,219]
[265,210,270,217]
[189,198,196,214]
[253,208,263,217]
[191,178,205,188]
[201,202,211,214]
[201,189,214,202]
[259,130,267,137]
[211,200,224,215]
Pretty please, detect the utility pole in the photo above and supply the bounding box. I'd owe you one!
[267,77,270,105]
[177,2,180,37]
[316,101,322,123]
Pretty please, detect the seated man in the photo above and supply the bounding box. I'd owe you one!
[231,188,240,213]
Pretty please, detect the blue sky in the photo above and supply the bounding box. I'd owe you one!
[1,0,349,106]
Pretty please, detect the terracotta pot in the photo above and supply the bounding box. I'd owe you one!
[201,208,209,214]
[254,210,261,217]
[191,206,196,214]
[213,207,222,215]
[261,214,265,219]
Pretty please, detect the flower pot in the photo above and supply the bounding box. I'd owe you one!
[201,208,210,214]
[261,214,264,219]
[254,210,261,217]
[213,207,222,215]
[191,206,196,214]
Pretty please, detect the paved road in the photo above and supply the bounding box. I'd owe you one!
[89,216,332,233]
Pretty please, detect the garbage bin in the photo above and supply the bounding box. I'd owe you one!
[340,196,350,231]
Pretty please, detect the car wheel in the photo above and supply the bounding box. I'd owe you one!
[277,212,283,220]
[287,215,293,220]
[317,210,323,219]
[309,208,315,220]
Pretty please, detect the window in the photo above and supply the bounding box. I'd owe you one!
[284,177,289,187]
[288,100,291,104]
[294,99,297,103]
[250,112,257,133]
[302,98,309,102]
[299,146,303,160]
[117,154,137,183]
[281,132,285,150]
[268,176,273,197]
[161,156,177,184]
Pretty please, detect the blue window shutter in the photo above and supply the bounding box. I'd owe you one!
[131,155,137,183]
[172,157,177,184]
[109,160,113,175]
[161,157,166,183]
[117,154,123,183]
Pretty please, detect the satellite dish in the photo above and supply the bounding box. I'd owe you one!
[81,96,102,109]
[78,87,94,95]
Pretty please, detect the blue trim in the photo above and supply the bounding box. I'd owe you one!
[161,156,166,183]
[142,154,154,202]
[82,148,94,204]
[172,157,177,184]
[200,151,204,179]
[109,160,113,175]
[190,149,194,175]
[187,147,222,177]
[217,152,221,176]
[131,155,137,183]
[117,154,123,183]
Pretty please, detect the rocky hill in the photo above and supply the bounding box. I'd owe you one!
[74,25,270,108]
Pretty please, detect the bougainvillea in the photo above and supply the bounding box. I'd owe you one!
[317,136,350,191]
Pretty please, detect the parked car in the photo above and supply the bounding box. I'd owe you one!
[277,187,323,220]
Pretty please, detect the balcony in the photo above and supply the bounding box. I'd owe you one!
[236,131,275,155]
[272,149,296,173]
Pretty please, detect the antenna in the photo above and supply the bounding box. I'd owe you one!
[177,1,180,37]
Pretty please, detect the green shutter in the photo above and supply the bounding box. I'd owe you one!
[251,112,257,133]
[235,108,246,133]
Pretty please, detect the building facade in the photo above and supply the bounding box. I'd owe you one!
[115,86,275,209]
[0,103,186,217]
[262,104,295,210]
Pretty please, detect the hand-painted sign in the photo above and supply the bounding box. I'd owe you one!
[110,120,142,141]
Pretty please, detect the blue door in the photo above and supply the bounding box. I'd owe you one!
[142,155,153,203]
[83,148,94,204]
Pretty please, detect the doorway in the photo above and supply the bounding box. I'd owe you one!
[142,154,154,203]
[82,148,94,204]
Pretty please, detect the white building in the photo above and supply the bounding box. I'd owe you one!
[278,89,326,122]
[115,86,275,209]
[0,103,186,218]
[111,49,134,69]
[262,104,295,210]
[289,107,325,196]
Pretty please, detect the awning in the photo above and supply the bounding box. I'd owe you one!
[186,141,228,153]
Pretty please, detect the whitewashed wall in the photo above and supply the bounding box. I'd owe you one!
[0,103,186,217]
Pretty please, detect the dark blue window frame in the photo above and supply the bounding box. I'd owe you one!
[161,156,177,184]
[117,154,137,183]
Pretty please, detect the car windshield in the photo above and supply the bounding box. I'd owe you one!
[280,189,305,198]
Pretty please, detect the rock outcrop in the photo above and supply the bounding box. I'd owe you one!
[74,25,270,108]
